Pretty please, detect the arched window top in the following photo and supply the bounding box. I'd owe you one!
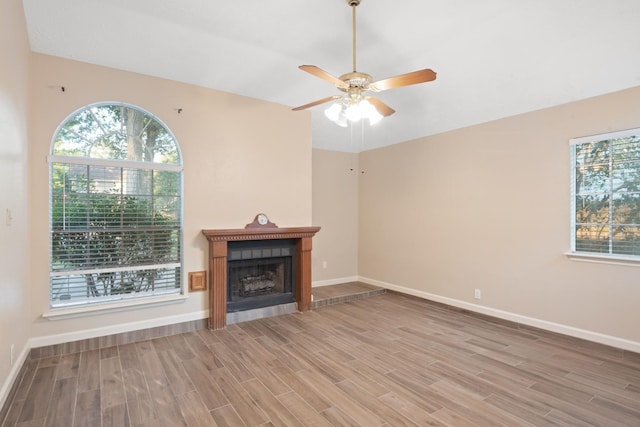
[52,102,181,166]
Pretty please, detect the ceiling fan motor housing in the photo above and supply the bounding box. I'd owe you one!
[339,72,372,91]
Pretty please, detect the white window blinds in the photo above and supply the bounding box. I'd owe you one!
[571,128,640,257]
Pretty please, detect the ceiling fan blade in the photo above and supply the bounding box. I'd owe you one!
[299,65,349,89]
[366,96,395,117]
[368,69,437,92]
[292,95,342,111]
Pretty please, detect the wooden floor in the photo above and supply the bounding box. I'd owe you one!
[3,290,640,426]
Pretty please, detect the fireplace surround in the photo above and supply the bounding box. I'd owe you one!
[202,216,320,330]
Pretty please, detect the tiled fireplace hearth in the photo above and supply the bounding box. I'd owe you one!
[202,216,320,330]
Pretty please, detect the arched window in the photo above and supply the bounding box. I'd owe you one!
[49,103,183,308]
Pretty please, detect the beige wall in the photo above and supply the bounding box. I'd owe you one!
[28,54,312,340]
[359,86,640,345]
[312,149,359,284]
[0,0,31,403]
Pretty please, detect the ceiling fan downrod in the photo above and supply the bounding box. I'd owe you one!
[348,0,360,72]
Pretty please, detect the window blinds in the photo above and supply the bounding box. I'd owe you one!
[571,129,640,257]
[50,161,182,307]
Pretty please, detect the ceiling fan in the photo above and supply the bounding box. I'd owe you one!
[292,0,437,126]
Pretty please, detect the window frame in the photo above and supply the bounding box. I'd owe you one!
[568,127,640,267]
[47,102,185,315]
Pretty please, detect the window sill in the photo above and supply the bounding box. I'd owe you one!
[565,252,640,267]
[42,294,188,320]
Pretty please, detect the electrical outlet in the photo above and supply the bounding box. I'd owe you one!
[322,261,327,269]
[474,289,482,300]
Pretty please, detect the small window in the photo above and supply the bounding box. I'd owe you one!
[571,128,640,258]
[49,103,183,308]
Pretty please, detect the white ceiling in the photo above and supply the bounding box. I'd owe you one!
[22,0,640,152]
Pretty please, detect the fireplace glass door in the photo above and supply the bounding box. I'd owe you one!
[226,239,296,312]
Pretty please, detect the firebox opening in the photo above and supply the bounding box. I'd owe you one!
[227,239,296,312]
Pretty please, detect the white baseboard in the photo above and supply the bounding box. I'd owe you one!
[312,276,359,287]
[29,310,209,349]
[0,343,30,411]
[359,276,640,354]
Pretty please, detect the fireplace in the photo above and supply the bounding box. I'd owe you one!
[202,215,320,330]
[227,239,296,312]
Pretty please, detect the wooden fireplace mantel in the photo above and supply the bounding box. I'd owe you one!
[202,225,320,330]
[202,226,321,242]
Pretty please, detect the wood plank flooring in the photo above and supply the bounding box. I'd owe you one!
[3,290,640,426]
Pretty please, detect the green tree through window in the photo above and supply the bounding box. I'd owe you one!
[49,103,183,307]
[572,129,640,257]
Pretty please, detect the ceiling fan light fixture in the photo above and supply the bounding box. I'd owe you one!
[324,97,383,127]
[324,103,341,121]
[324,102,348,127]
[362,100,383,125]
[345,102,363,122]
